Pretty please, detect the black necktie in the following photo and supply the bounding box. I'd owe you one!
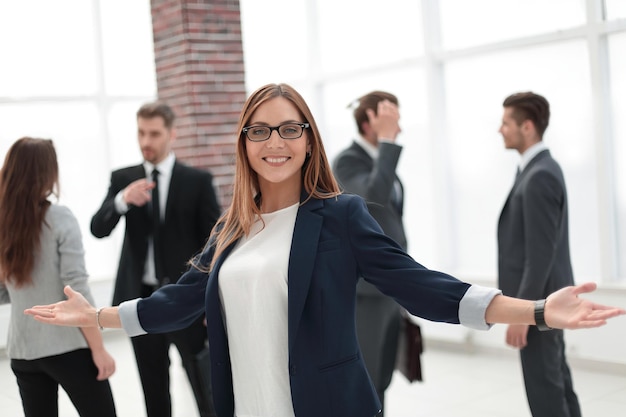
[151,169,163,282]
[151,169,160,225]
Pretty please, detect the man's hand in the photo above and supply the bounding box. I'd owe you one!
[123,178,155,207]
[366,99,401,141]
[506,324,529,349]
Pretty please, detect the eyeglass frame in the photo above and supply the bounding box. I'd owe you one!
[242,122,310,142]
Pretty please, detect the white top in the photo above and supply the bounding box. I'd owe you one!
[218,203,299,417]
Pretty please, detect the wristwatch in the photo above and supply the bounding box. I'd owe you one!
[534,299,553,331]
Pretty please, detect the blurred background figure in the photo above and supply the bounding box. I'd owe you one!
[0,137,117,417]
[333,91,405,416]
[497,92,581,417]
[90,102,221,417]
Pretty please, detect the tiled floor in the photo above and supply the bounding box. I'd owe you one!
[1,331,625,416]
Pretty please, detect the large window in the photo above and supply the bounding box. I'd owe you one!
[1,0,624,285]
[240,0,626,283]
[0,0,157,280]
[439,0,586,50]
[445,40,600,279]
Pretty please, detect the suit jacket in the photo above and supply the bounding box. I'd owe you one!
[497,149,574,300]
[333,141,406,249]
[135,194,471,417]
[91,161,221,305]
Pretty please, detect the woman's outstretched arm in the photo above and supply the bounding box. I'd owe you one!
[26,282,624,331]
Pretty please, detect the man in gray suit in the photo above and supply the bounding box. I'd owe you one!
[333,91,405,416]
[497,92,581,417]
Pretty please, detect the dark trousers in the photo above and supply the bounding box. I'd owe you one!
[521,327,581,417]
[356,292,402,417]
[11,348,116,417]
[132,285,215,417]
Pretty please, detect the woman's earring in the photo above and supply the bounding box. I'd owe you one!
[306,150,311,157]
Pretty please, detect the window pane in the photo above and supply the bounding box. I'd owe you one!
[316,0,423,73]
[440,0,586,50]
[106,101,146,170]
[608,33,626,278]
[240,0,310,90]
[444,40,601,279]
[99,0,157,96]
[0,101,119,280]
[605,0,626,20]
[0,1,98,96]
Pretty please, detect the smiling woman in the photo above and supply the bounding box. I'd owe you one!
[24,83,625,417]
[1,1,626,413]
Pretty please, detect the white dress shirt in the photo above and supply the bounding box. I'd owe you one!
[114,153,176,286]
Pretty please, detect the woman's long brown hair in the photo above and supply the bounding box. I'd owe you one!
[200,83,341,271]
[0,137,59,287]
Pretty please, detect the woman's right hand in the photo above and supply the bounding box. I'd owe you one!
[24,285,96,327]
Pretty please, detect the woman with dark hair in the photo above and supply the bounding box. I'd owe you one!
[0,137,117,417]
[26,85,623,417]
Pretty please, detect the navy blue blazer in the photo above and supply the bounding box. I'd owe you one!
[135,193,471,417]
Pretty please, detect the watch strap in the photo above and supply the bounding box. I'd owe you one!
[534,299,553,331]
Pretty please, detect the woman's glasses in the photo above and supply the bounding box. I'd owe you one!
[242,122,310,142]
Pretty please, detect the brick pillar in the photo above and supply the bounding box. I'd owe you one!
[150,0,246,208]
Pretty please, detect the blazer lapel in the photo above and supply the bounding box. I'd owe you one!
[130,164,153,232]
[351,141,374,168]
[206,243,236,357]
[501,149,551,212]
[288,195,324,354]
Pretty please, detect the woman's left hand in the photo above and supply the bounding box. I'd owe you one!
[545,282,625,329]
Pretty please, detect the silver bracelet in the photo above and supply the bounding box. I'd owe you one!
[96,307,104,330]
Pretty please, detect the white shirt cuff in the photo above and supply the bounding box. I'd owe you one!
[118,299,147,337]
[459,285,502,330]
[114,191,129,214]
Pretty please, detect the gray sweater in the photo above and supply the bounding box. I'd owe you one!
[0,204,96,360]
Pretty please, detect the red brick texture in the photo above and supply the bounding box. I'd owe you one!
[150,0,246,209]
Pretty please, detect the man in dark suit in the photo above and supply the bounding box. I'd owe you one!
[497,92,581,417]
[332,91,405,416]
[91,101,221,417]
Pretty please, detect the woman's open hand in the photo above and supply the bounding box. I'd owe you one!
[24,285,97,328]
[545,282,626,329]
